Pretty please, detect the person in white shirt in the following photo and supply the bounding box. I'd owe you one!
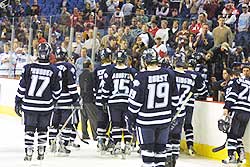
[152,36,168,58]
[155,19,170,45]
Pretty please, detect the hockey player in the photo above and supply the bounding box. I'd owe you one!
[126,48,179,167]
[48,46,80,155]
[102,50,137,156]
[184,58,208,156]
[166,57,196,167]
[93,48,114,153]
[222,65,250,165]
[15,42,62,161]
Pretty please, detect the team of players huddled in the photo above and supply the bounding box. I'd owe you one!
[14,42,250,167]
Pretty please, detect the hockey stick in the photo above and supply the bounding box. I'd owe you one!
[51,108,77,145]
[172,92,193,122]
[72,124,89,144]
[212,139,227,152]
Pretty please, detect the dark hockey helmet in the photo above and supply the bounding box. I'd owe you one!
[195,52,205,64]
[99,48,112,60]
[188,58,197,68]
[55,46,68,61]
[142,48,158,64]
[218,115,231,133]
[38,42,52,63]
[115,50,127,63]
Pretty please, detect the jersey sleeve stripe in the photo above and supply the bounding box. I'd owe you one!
[23,98,53,104]
[136,118,171,125]
[18,85,26,92]
[128,106,140,114]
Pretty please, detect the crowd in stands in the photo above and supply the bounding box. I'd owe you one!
[0,0,250,100]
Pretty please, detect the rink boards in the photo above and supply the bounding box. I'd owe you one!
[0,78,249,167]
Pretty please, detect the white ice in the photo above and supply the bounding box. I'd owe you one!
[0,114,224,167]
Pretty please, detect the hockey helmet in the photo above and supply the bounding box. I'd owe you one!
[188,58,197,68]
[99,48,112,60]
[116,50,127,63]
[194,52,205,64]
[38,42,52,63]
[142,48,158,64]
[55,47,68,61]
[218,115,231,133]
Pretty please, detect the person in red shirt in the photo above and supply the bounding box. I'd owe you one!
[148,20,159,37]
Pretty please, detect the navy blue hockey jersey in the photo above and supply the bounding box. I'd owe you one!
[102,66,137,105]
[185,70,208,108]
[174,70,196,117]
[93,63,114,107]
[15,63,62,113]
[54,62,79,106]
[128,68,179,127]
[224,78,250,113]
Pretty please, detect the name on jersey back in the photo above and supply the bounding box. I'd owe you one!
[30,68,53,77]
[148,74,168,83]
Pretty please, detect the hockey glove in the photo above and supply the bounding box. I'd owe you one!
[15,103,22,117]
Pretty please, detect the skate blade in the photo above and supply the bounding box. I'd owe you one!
[57,152,70,157]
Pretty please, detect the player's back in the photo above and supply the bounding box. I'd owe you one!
[17,63,61,113]
[102,66,136,105]
[129,68,179,127]
[174,70,195,117]
[54,62,79,106]
[225,78,250,113]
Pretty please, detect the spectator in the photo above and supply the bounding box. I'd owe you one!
[235,4,250,58]
[136,9,149,24]
[148,20,159,37]
[156,0,170,19]
[106,0,120,19]
[228,46,247,67]
[110,7,124,27]
[121,0,134,25]
[83,29,100,55]
[153,36,168,58]
[167,19,179,50]
[75,47,91,83]
[84,12,95,32]
[31,0,40,16]
[101,27,114,48]
[96,9,106,36]
[155,19,170,46]
[0,42,16,77]
[212,16,233,47]
[193,23,214,52]
[222,2,238,32]
[59,7,71,36]
[83,2,93,21]
[211,68,232,101]
[132,36,147,69]
[138,24,155,48]
[179,0,191,18]
[206,42,230,81]
[121,26,133,48]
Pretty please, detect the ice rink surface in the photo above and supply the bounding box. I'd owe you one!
[0,114,224,167]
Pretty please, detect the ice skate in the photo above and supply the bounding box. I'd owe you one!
[49,142,57,153]
[222,154,237,164]
[24,147,33,161]
[97,138,107,155]
[58,144,71,156]
[237,148,246,165]
[188,145,196,156]
[69,141,80,150]
[37,146,45,160]
[121,142,132,159]
[111,142,121,157]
